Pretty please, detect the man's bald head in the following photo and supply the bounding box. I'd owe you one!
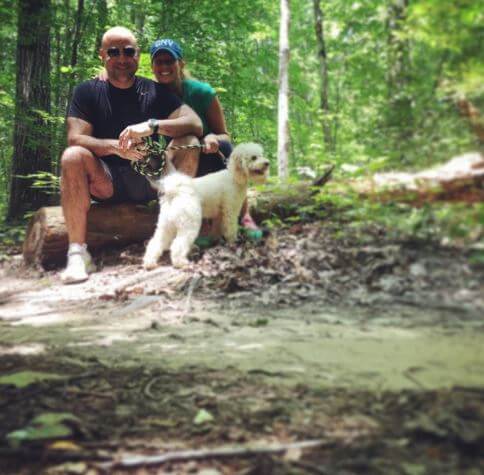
[101,26,137,49]
[100,26,139,88]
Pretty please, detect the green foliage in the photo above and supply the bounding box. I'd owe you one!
[0,223,25,248]
[17,171,60,195]
[193,408,214,425]
[0,371,64,388]
[315,189,484,245]
[7,412,79,447]
[1,0,482,240]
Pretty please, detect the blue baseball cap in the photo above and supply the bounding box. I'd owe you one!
[150,39,183,61]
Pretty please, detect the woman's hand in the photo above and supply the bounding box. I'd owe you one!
[119,121,154,150]
[202,134,220,154]
[97,68,108,81]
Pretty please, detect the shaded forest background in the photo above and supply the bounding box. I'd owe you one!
[0,0,483,235]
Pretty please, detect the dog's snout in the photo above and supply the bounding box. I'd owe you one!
[262,160,270,169]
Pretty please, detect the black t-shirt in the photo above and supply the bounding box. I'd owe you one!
[68,76,182,167]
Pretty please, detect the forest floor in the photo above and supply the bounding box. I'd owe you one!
[0,218,483,474]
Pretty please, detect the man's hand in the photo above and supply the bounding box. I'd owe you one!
[119,121,154,150]
[114,143,146,161]
[202,134,220,154]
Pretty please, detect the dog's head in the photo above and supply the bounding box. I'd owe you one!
[228,143,270,186]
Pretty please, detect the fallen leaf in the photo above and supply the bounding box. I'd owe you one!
[193,409,214,425]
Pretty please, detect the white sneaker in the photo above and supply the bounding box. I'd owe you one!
[60,245,96,285]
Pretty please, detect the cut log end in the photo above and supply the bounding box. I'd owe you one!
[23,208,47,266]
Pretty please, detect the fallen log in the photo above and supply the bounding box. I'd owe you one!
[23,152,483,269]
[23,203,158,268]
[354,152,484,205]
[23,169,334,269]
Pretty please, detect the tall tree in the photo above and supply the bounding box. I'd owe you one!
[277,0,290,180]
[94,0,108,55]
[70,0,85,70]
[64,0,85,118]
[387,0,413,154]
[313,0,332,151]
[8,0,52,220]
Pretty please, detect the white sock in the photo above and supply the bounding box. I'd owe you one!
[68,243,88,255]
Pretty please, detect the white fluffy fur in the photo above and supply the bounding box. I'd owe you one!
[143,173,202,269]
[192,142,270,242]
[143,142,269,269]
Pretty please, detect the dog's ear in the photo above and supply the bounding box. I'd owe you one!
[229,150,249,185]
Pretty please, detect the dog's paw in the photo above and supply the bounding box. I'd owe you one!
[172,257,189,268]
[143,260,158,271]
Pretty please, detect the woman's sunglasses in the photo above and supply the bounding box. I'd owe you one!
[106,46,137,58]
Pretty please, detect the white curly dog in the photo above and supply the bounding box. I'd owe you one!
[143,142,270,269]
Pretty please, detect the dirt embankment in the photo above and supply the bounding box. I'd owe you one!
[1,221,483,474]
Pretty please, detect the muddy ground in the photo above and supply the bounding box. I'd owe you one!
[0,220,483,474]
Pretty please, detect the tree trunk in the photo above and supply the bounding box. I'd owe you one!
[386,0,413,157]
[456,97,484,145]
[70,0,84,70]
[94,0,108,55]
[277,0,290,180]
[64,0,84,119]
[8,0,52,221]
[313,0,332,151]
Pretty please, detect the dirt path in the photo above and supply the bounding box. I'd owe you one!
[1,223,483,473]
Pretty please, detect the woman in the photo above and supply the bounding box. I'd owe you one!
[148,39,261,236]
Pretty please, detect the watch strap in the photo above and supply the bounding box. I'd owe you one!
[148,118,159,135]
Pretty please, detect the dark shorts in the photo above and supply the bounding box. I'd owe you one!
[93,163,158,204]
[92,140,233,204]
[196,140,232,177]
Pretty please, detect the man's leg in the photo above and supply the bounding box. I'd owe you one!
[61,146,113,243]
[165,135,200,177]
[60,146,113,283]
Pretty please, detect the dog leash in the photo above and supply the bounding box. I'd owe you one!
[132,139,227,178]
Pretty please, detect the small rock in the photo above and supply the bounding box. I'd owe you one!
[409,262,426,277]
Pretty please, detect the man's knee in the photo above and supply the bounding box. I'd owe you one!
[171,134,200,147]
[61,146,94,172]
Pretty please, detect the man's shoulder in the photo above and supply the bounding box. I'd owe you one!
[73,78,108,95]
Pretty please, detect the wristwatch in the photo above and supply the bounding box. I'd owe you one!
[148,118,159,135]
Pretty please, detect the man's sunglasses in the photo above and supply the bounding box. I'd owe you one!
[153,57,177,66]
[106,46,137,58]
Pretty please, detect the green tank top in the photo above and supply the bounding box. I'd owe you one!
[182,79,216,136]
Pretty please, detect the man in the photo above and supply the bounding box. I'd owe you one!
[60,26,202,284]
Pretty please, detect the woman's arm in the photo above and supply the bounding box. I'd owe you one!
[203,97,230,152]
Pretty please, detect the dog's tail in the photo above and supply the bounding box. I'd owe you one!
[146,160,178,193]
[161,172,194,201]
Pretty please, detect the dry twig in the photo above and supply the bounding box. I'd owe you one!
[97,439,331,470]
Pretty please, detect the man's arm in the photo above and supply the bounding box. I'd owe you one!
[67,117,145,161]
[118,105,203,150]
[158,104,203,138]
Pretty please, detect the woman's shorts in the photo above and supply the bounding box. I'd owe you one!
[196,140,232,177]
